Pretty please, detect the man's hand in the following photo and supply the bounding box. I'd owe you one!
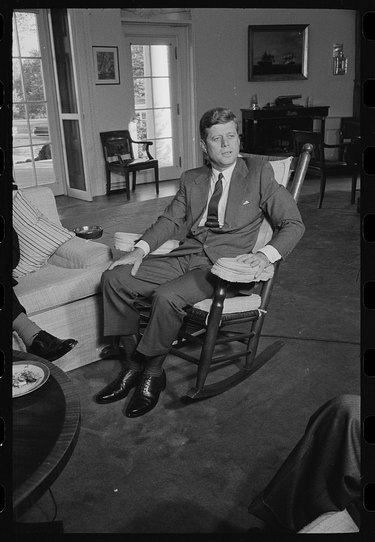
[108,247,145,276]
[235,252,270,280]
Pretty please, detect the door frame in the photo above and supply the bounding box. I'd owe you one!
[122,22,197,177]
[47,8,94,201]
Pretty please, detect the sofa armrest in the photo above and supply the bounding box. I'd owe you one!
[48,236,112,269]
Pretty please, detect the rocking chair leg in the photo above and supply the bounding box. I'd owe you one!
[132,171,136,191]
[188,280,228,395]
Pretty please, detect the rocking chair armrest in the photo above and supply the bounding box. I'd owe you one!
[211,258,275,283]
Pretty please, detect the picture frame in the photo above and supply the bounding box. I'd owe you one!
[248,24,309,81]
[93,46,120,85]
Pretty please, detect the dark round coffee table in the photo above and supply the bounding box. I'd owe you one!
[13,350,81,520]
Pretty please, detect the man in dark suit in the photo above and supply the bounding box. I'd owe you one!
[95,107,305,417]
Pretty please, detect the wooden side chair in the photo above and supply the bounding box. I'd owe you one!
[291,130,360,209]
[100,130,159,200]
[131,144,313,400]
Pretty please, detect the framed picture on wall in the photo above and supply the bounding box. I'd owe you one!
[93,46,120,85]
[248,24,309,81]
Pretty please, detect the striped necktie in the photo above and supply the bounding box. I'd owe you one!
[205,172,223,228]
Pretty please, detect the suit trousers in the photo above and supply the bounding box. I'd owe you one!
[248,394,360,532]
[101,251,217,357]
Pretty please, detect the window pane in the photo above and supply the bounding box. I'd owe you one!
[34,158,56,185]
[50,9,78,113]
[15,12,40,57]
[12,17,19,57]
[131,45,145,77]
[13,146,36,188]
[13,105,29,148]
[13,145,32,165]
[154,109,172,138]
[28,104,49,145]
[134,77,145,108]
[22,58,45,102]
[155,139,173,167]
[134,78,153,109]
[63,120,86,191]
[33,142,51,161]
[142,45,151,76]
[153,78,170,108]
[13,59,24,102]
[136,110,155,139]
[150,45,169,76]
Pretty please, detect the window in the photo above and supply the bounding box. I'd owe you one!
[131,44,173,168]
[12,11,55,188]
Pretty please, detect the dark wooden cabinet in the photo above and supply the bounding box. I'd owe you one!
[340,117,360,140]
[241,106,330,155]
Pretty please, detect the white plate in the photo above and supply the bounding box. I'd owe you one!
[12,361,50,398]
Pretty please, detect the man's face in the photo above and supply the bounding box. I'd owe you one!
[201,120,240,171]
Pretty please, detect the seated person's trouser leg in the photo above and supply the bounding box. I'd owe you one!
[13,289,26,320]
[248,394,360,532]
[101,253,216,357]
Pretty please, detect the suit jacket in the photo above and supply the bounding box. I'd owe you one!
[141,156,305,263]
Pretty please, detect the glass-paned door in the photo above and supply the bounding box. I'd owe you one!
[12,11,63,193]
[126,33,183,180]
[49,8,90,199]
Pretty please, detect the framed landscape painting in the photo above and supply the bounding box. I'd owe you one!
[248,24,309,81]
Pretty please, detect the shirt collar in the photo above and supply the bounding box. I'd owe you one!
[211,161,237,184]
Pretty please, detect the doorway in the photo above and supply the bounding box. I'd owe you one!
[123,23,195,181]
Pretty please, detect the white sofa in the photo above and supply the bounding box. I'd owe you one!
[12,186,112,372]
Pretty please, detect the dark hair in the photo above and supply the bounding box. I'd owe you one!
[199,108,239,141]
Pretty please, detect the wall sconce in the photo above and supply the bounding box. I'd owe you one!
[332,43,348,75]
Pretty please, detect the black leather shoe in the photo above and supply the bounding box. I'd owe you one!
[99,343,127,361]
[125,371,166,418]
[27,330,78,362]
[95,368,142,404]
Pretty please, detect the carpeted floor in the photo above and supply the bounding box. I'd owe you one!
[18,184,360,533]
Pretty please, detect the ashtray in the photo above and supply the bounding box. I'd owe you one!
[73,225,103,240]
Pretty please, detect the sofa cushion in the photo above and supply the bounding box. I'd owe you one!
[13,263,108,315]
[18,186,61,224]
[13,190,75,279]
[48,236,112,269]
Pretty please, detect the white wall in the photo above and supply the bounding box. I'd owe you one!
[81,8,356,196]
[191,8,356,132]
[87,9,134,130]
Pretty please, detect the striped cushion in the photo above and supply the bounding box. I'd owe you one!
[13,190,75,279]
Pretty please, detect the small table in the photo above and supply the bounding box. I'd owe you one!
[13,350,81,520]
